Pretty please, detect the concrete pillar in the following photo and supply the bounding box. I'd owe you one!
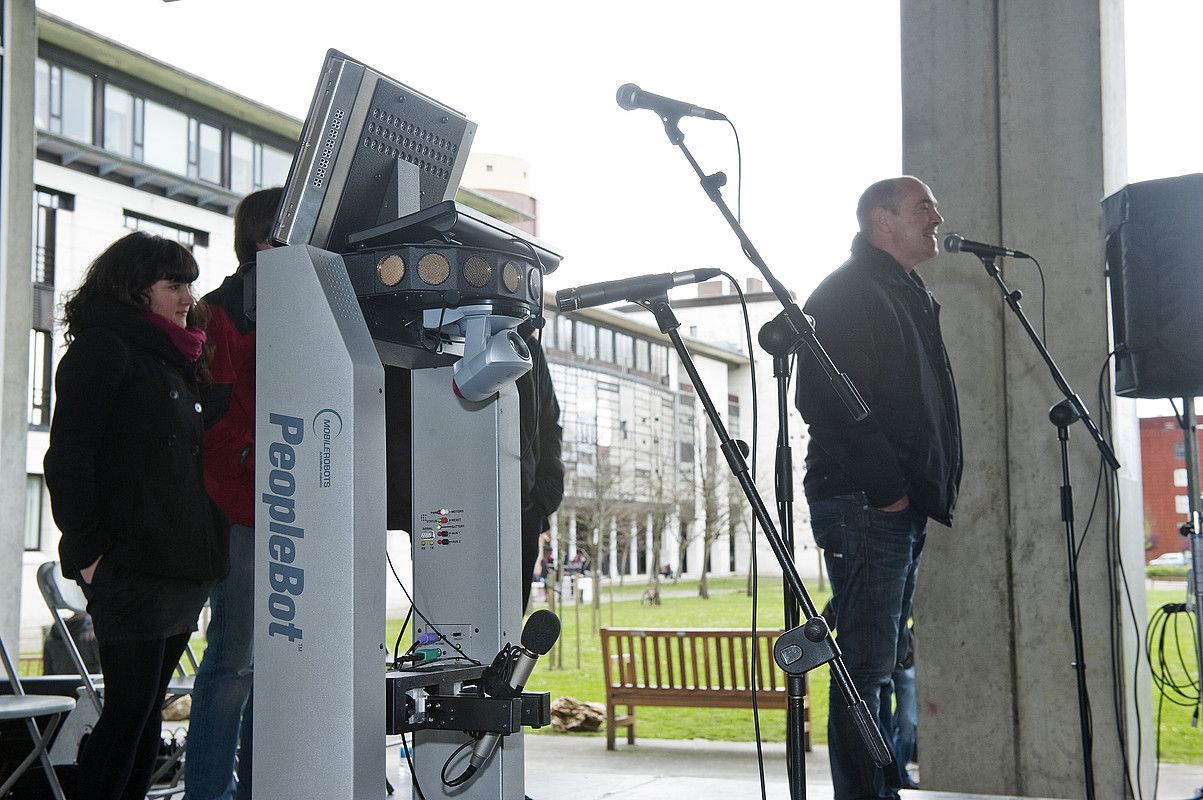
[0,0,36,649]
[644,512,654,576]
[901,1,1149,797]
[628,518,638,576]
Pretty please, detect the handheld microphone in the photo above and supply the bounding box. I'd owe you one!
[556,269,722,312]
[459,611,561,781]
[943,233,1031,260]
[616,83,727,121]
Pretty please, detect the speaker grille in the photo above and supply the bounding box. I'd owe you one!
[502,261,523,292]
[417,253,451,285]
[462,256,492,288]
[312,108,345,189]
[364,107,459,181]
[376,254,406,287]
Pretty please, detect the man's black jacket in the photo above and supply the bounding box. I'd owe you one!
[795,234,962,526]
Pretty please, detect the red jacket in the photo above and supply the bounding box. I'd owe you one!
[201,267,257,526]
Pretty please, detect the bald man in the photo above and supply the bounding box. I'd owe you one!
[795,176,962,799]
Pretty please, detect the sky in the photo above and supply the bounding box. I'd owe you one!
[32,0,1203,413]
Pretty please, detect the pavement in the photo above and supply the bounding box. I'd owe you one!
[382,733,1203,800]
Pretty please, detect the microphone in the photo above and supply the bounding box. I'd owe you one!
[616,83,727,121]
[556,269,722,312]
[943,233,1031,260]
[462,611,561,778]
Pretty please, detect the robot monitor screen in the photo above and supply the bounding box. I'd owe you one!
[272,49,477,254]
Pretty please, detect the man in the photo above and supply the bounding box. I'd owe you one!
[795,177,961,799]
[185,187,282,800]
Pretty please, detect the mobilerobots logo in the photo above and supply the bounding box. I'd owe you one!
[313,408,343,489]
[263,413,305,645]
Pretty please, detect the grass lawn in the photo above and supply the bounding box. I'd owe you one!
[385,577,1202,765]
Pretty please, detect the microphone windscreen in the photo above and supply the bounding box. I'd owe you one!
[616,83,640,110]
[942,234,964,253]
[521,609,561,655]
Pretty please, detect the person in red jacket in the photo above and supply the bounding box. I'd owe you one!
[184,187,281,800]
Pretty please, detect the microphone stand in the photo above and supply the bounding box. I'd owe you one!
[639,113,890,797]
[760,315,807,799]
[974,252,1121,800]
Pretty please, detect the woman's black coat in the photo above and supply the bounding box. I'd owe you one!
[44,295,229,582]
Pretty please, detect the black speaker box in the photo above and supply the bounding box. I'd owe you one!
[1102,173,1203,399]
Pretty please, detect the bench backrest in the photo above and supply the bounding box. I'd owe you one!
[600,627,787,693]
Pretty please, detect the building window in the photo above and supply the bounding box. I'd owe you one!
[143,99,189,175]
[615,333,633,368]
[650,343,668,379]
[30,189,73,429]
[575,322,597,359]
[103,84,140,159]
[1175,495,1190,514]
[1174,441,1186,459]
[123,211,209,250]
[25,475,44,551]
[34,59,94,144]
[598,328,614,363]
[635,339,650,372]
[189,119,223,184]
[1174,468,1189,487]
[230,132,290,194]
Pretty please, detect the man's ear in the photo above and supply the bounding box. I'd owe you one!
[870,206,890,235]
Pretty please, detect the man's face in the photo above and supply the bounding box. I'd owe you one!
[878,179,944,271]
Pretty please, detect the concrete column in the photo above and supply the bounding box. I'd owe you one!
[628,518,638,576]
[644,512,654,576]
[901,1,1148,797]
[0,0,36,649]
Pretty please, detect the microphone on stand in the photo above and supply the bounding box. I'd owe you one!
[556,269,722,312]
[943,233,1031,260]
[616,83,727,121]
[447,611,561,786]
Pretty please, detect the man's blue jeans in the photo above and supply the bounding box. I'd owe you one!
[184,524,254,800]
[810,494,926,800]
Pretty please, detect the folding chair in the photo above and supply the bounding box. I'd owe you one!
[0,630,75,800]
[36,561,192,797]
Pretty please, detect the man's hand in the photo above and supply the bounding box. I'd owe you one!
[80,556,102,585]
[878,496,910,513]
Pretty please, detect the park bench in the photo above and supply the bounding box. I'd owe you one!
[599,627,810,751]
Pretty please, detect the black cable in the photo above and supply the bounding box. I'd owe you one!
[440,737,479,787]
[1028,254,1049,346]
[386,550,482,667]
[398,732,428,800]
[719,269,767,800]
[1095,348,1145,799]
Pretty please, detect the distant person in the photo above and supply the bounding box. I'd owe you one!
[44,232,228,800]
[797,177,962,799]
[42,611,101,675]
[518,322,564,612]
[185,187,283,800]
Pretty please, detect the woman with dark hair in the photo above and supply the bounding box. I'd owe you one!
[44,231,229,800]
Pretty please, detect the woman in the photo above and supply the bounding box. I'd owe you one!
[44,231,229,800]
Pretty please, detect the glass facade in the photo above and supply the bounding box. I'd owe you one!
[35,56,293,197]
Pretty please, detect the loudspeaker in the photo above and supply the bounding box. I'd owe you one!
[1102,173,1203,399]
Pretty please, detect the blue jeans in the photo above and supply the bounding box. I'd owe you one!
[184,524,255,800]
[810,494,926,800]
[890,662,918,785]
